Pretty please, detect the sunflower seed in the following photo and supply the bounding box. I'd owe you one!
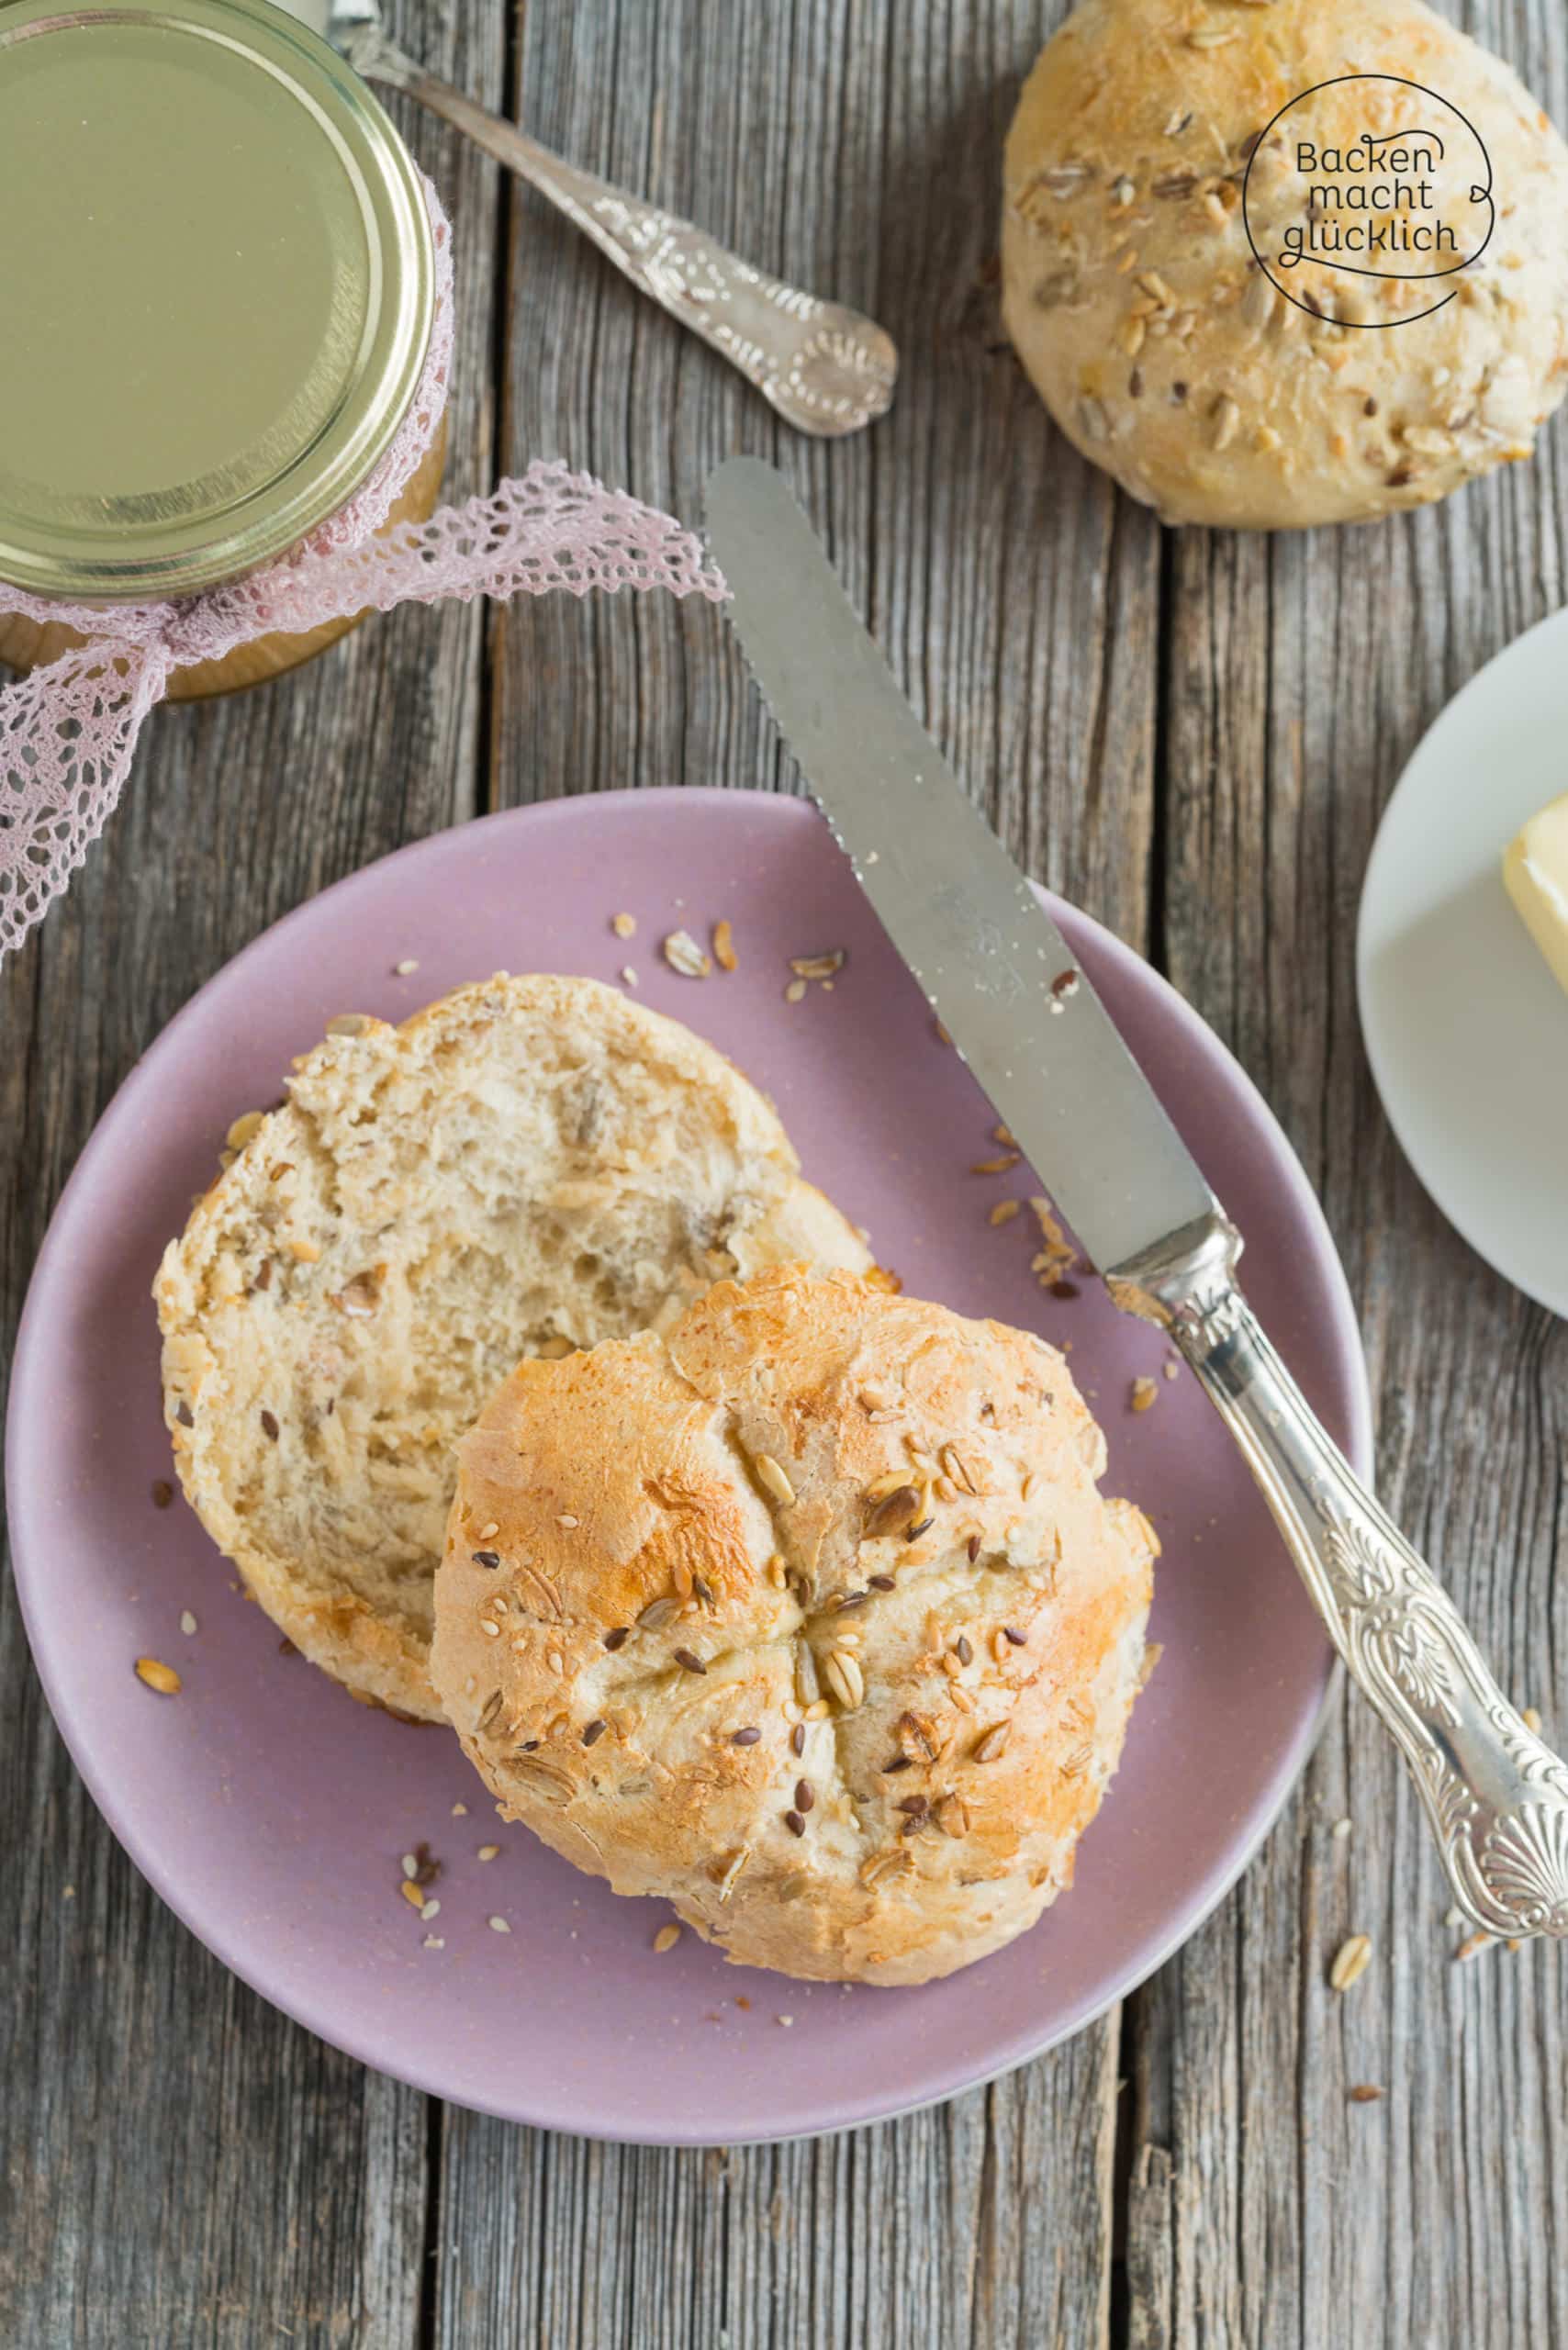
[972,1722,1011,1764]
[753,1453,797,1509]
[823,1650,865,1709]
[637,1595,680,1630]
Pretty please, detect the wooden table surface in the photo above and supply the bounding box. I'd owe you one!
[4,4,1565,2343]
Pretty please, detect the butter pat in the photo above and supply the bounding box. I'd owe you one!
[1503,790,1568,997]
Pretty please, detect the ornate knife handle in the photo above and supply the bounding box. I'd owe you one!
[341,24,898,439]
[1113,1214,1568,1941]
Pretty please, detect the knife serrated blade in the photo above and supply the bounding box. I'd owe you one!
[704,455,1219,1281]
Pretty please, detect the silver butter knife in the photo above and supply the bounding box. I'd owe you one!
[705,453,1568,1943]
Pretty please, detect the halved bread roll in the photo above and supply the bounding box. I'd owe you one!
[155,975,873,1719]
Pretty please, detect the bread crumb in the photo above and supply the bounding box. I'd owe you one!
[1328,1933,1372,1991]
[1522,1706,1543,1734]
[784,978,807,1004]
[620,965,639,989]
[134,1657,180,1695]
[1161,1360,1180,1382]
[488,1915,511,1934]
[611,912,636,938]
[477,1844,499,1862]
[1130,1376,1159,1413]
[777,2013,794,2027]
[451,1802,468,1817]
[420,1898,440,1922]
[179,1610,198,1637]
[989,1200,1020,1227]
[1455,1930,1492,1962]
[653,1922,682,1954]
[1331,1817,1351,1841]
[712,919,737,971]
[394,958,420,976]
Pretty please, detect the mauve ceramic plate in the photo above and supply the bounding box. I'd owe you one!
[8,789,1371,2144]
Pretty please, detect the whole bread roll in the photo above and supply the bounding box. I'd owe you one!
[431,1267,1158,1986]
[1002,0,1568,528]
[155,976,871,1721]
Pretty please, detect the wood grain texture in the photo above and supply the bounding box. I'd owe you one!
[0,1,503,2341]
[1,0,1563,2344]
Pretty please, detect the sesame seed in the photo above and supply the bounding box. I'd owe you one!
[653,1922,682,1953]
[179,1610,198,1637]
[621,966,639,988]
[477,1844,499,1862]
[420,1898,440,1922]
[471,1550,500,1569]
[481,1619,501,1638]
[394,958,420,975]
[557,1514,579,1528]
[260,1409,280,1441]
[784,978,808,1004]
[488,1916,511,1934]
[135,1657,180,1696]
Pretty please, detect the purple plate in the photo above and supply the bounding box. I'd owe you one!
[7,790,1371,2144]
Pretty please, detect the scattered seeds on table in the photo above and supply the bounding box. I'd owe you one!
[1349,2085,1384,2103]
[620,965,639,988]
[420,1898,440,1922]
[394,957,420,976]
[399,1879,424,1910]
[1331,1817,1352,1841]
[135,1657,181,1696]
[972,1722,1011,1763]
[662,929,711,979]
[488,1915,511,1934]
[478,1844,499,1862]
[712,919,737,971]
[653,1922,682,1954]
[989,1200,1021,1227]
[1329,1933,1372,1991]
[784,978,808,1004]
[179,1610,198,1637]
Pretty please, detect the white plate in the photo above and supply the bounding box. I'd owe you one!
[1358,608,1568,1318]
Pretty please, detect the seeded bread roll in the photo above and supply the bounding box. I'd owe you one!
[155,976,873,1721]
[1002,0,1568,528]
[431,1266,1158,1987]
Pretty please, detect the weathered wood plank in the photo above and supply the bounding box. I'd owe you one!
[0,2,504,2341]
[435,2,1156,2344]
[1126,4,1568,2343]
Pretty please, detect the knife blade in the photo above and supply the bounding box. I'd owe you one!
[704,455,1220,1282]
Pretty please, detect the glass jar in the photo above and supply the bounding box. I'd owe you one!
[0,0,440,700]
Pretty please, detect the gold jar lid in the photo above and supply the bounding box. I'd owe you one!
[0,0,434,600]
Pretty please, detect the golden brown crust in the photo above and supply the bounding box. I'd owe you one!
[431,1267,1157,1986]
[154,976,871,1720]
[1002,0,1568,528]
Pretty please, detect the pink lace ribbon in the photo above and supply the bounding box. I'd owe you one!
[0,181,725,960]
